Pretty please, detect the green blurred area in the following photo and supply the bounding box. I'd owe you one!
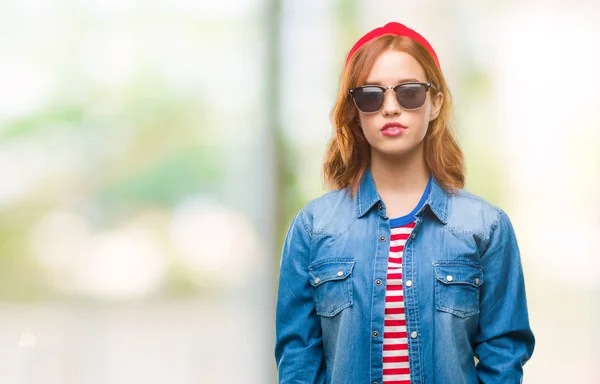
[0,2,507,303]
[0,2,598,383]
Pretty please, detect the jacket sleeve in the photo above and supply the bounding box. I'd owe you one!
[474,209,535,383]
[274,208,326,384]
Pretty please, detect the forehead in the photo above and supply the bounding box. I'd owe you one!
[366,50,426,83]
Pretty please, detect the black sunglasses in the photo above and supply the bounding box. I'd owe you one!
[348,82,437,114]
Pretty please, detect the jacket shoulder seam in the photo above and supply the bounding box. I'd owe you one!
[483,207,504,251]
[298,206,313,240]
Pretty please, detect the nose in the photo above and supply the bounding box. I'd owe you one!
[381,88,401,117]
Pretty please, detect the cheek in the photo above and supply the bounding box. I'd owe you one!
[412,105,433,131]
[358,114,376,135]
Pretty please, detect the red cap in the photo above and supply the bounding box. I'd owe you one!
[345,22,440,69]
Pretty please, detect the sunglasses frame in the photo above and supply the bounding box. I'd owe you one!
[348,82,438,114]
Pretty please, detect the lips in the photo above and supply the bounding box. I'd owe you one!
[381,122,407,131]
[380,122,407,137]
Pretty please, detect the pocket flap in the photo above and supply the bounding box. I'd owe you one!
[308,260,354,287]
[433,262,483,287]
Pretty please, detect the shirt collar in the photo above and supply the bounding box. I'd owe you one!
[355,166,448,224]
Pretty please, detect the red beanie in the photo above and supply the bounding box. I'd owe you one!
[345,22,440,69]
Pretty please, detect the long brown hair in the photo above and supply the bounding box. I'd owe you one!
[323,34,465,196]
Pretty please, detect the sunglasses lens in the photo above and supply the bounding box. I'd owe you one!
[353,87,384,113]
[396,84,428,109]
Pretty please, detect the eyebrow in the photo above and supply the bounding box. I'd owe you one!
[364,77,420,85]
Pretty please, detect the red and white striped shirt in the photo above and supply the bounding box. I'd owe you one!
[382,221,415,384]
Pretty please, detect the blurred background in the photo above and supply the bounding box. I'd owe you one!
[0,0,598,383]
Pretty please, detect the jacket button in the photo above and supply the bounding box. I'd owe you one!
[378,204,383,210]
[337,271,344,277]
[375,279,382,286]
[405,280,413,287]
[446,275,453,282]
[372,330,379,338]
[411,233,416,239]
[379,235,386,242]
[474,277,480,285]
[314,277,321,284]
[410,331,418,339]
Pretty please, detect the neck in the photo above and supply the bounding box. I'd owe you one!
[369,144,430,196]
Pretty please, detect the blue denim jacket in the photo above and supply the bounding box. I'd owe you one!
[275,168,535,383]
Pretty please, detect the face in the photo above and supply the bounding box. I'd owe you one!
[355,50,443,159]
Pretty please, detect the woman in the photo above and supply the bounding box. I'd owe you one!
[275,22,535,384]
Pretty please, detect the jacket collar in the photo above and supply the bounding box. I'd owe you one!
[355,166,448,224]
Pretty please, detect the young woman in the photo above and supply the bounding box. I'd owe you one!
[275,22,535,384]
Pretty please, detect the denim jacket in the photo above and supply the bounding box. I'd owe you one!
[275,168,535,383]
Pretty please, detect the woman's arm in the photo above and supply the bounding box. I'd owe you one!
[474,209,535,383]
[275,209,326,384]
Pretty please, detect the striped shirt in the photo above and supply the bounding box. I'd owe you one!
[382,221,415,383]
[381,176,432,383]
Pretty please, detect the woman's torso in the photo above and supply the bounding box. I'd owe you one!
[302,170,500,384]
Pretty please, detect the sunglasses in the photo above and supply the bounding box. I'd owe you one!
[348,82,437,114]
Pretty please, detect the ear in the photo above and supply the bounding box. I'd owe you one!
[429,91,444,121]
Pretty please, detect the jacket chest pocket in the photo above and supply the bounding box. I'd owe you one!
[308,259,355,317]
[433,262,483,318]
